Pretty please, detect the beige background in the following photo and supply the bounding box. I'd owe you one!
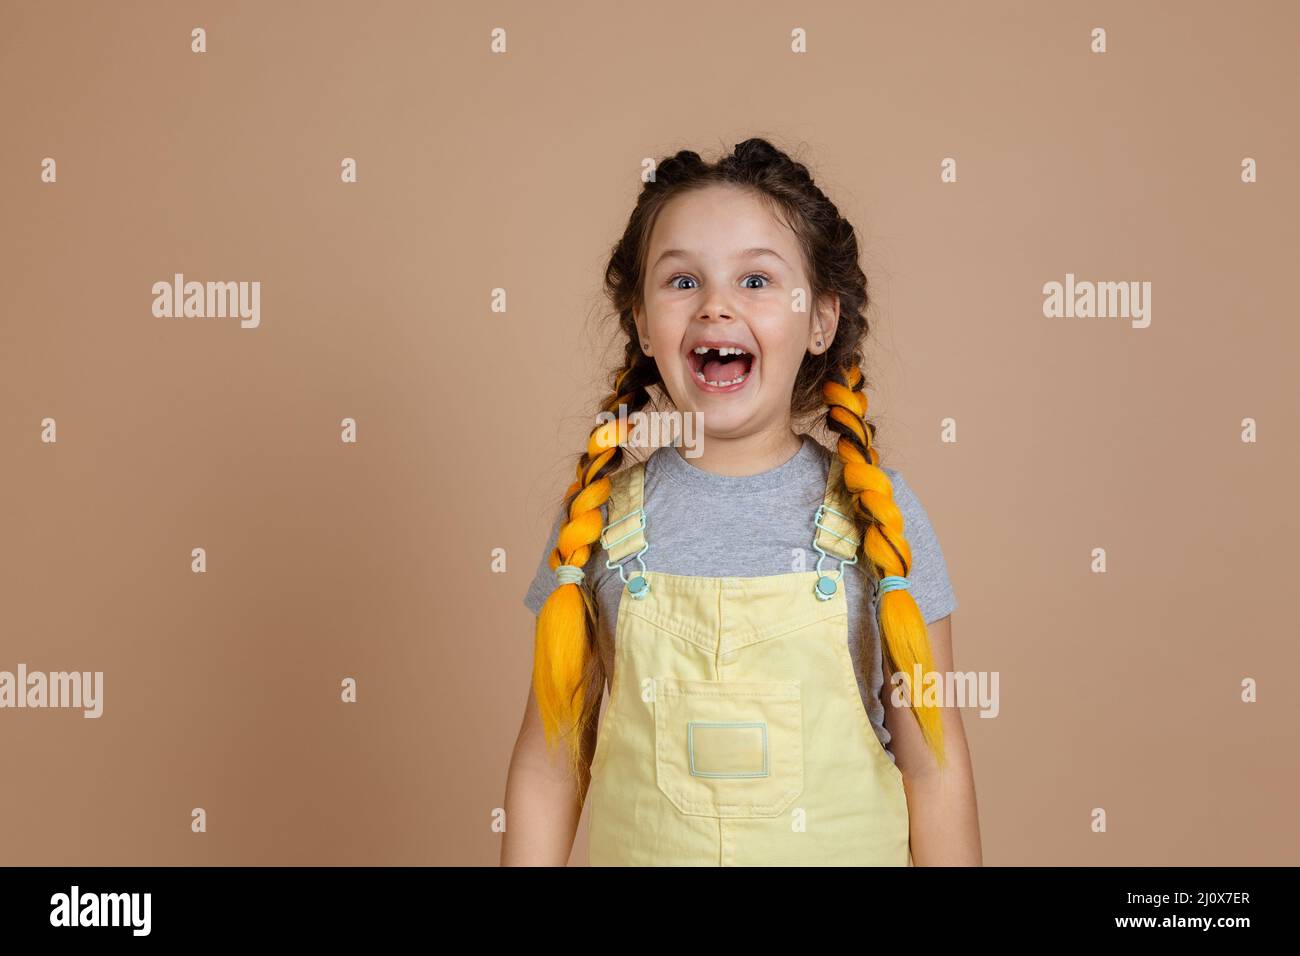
[2,1,1297,865]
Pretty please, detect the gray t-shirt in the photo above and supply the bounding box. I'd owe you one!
[522,432,958,760]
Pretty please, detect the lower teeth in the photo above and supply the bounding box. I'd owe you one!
[696,370,748,387]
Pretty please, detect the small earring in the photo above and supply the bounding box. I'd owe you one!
[642,342,651,352]
[815,338,823,348]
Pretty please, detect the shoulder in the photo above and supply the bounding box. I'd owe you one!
[803,436,832,471]
[876,466,958,620]
[640,444,674,478]
[871,465,947,564]
[879,467,930,529]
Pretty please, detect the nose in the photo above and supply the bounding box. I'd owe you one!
[698,291,736,323]
[696,274,741,322]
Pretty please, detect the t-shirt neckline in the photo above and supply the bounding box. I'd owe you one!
[652,432,820,496]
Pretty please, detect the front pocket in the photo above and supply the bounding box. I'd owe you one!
[654,677,804,818]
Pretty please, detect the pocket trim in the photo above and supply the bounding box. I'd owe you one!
[687,721,769,778]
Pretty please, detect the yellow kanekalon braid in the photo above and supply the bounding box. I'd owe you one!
[824,365,948,770]
[533,375,635,784]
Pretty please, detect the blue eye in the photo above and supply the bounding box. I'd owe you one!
[668,273,771,290]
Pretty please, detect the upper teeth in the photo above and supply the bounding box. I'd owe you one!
[693,345,748,355]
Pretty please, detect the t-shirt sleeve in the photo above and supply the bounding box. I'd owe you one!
[521,502,605,616]
[883,469,958,624]
[522,505,566,616]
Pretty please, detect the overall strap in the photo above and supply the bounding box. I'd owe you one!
[601,461,652,598]
[810,455,864,601]
[813,456,862,561]
[602,461,646,562]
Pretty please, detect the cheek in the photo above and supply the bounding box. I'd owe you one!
[648,317,691,361]
[756,329,807,376]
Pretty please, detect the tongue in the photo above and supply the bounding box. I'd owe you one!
[702,356,748,382]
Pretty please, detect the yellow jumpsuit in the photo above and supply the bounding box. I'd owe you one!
[587,456,912,866]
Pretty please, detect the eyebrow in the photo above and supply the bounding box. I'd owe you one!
[652,247,789,269]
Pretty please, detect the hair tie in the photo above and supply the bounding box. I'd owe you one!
[876,575,910,595]
[555,564,586,586]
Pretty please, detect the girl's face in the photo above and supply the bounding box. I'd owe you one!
[634,184,838,439]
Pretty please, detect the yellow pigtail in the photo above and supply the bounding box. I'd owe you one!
[533,370,641,786]
[824,366,948,770]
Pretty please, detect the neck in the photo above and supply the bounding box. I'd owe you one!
[674,424,803,477]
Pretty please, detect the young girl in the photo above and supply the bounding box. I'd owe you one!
[501,138,981,866]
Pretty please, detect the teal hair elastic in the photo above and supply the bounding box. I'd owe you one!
[876,575,910,595]
[555,564,585,585]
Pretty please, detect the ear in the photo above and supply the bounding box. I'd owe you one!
[633,302,649,347]
[809,294,841,353]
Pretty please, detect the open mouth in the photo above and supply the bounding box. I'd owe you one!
[689,345,755,387]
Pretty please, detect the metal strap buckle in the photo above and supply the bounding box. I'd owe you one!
[811,504,860,601]
[599,507,647,550]
[600,508,651,599]
[813,504,862,551]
